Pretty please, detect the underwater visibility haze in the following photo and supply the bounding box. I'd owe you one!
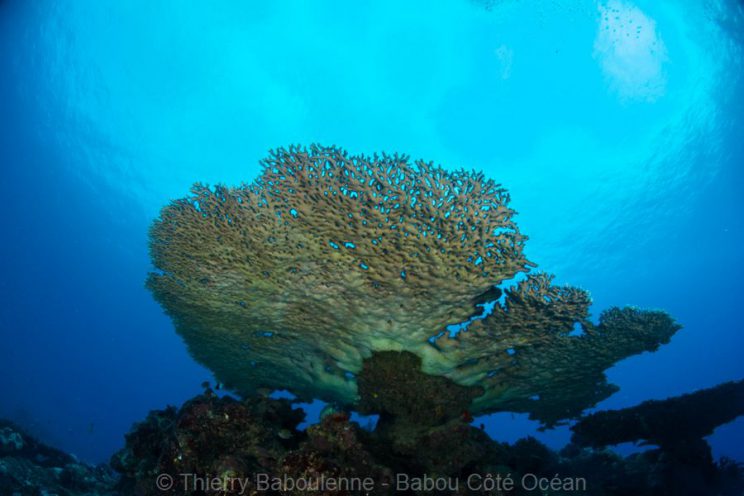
[1,0,744,494]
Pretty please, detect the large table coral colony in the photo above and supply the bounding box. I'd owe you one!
[147,144,680,426]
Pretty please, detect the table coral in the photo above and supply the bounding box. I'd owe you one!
[571,379,744,449]
[147,144,680,425]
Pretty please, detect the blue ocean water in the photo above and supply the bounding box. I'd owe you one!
[0,0,742,464]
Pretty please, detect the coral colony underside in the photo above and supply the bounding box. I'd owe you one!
[4,145,742,495]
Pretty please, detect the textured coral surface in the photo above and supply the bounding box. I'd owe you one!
[148,144,680,424]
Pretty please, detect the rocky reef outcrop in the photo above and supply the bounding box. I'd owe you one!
[569,379,744,495]
[107,368,744,495]
[2,375,742,495]
[0,420,117,496]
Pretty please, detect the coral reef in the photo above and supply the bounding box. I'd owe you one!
[4,375,742,495]
[4,145,733,495]
[356,351,497,476]
[570,380,744,495]
[571,379,744,449]
[108,376,744,495]
[278,413,393,495]
[147,144,680,425]
[111,389,304,495]
[0,420,117,495]
[356,350,482,427]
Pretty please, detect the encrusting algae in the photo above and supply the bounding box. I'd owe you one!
[147,144,680,426]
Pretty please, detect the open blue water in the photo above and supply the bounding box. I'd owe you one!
[1,0,742,464]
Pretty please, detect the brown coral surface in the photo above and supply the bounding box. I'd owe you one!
[147,144,680,425]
